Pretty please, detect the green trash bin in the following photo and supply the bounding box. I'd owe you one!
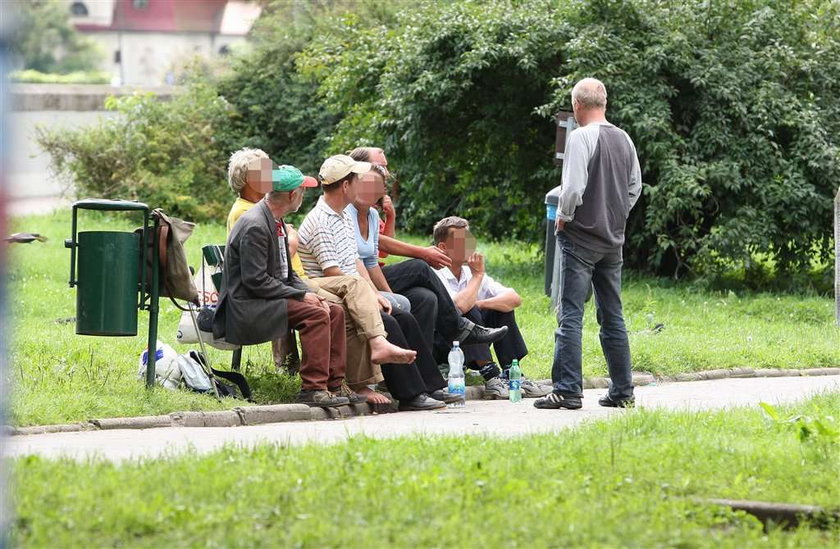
[75,230,140,336]
[66,198,163,388]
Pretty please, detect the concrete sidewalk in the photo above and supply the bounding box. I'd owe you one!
[5,376,839,462]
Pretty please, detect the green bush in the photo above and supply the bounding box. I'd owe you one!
[299,0,569,242]
[213,0,402,175]
[9,0,103,74]
[37,82,238,221]
[36,1,399,223]
[9,69,110,84]
[37,0,840,287]
[303,0,839,282]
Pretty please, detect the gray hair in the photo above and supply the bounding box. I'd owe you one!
[348,146,384,163]
[571,78,607,109]
[433,216,470,244]
[227,147,268,194]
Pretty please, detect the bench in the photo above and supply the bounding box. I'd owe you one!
[200,244,300,373]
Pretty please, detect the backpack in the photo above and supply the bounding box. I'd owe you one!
[178,350,252,400]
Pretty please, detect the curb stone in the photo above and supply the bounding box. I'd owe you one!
[92,416,172,430]
[235,404,311,426]
[7,368,840,436]
[753,368,787,377]
[802,367,840,377]
[698,369,729,381]
[170,411,241,428]
[13,423,96,436]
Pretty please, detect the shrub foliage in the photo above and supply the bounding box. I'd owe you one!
[39,0,839,283]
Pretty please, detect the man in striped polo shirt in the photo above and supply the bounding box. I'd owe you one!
[535,78,642,411]
[297,156,418,404]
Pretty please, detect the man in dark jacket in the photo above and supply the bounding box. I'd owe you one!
[213,164,355,407]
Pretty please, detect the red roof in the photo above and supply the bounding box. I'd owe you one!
[76,0,233,34]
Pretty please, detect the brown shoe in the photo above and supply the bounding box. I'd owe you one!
[295,390,349,408]
[328,382,368,404]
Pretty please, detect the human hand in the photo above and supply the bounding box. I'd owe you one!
[381,195,395,218]
[421,246,452,269]
[303,292,329,312]
[555,217,566,233]
[467,252,485,276]
[377,293,393,314]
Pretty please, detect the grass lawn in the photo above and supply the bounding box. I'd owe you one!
[7,211,839,426]
[10,393,840,547]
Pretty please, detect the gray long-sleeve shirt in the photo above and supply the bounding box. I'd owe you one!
[557,121,641,252]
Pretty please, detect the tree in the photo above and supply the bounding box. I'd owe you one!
[9,0,102,74]
[38,0,840,289]
[305,0,839,284]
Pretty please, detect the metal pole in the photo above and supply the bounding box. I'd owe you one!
[550,113,578,307]
[146,216,160,387]
[0,18,11,545]
[68,204,78,287]
[835,186,839,326]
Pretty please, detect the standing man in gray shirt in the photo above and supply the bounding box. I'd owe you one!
[535,77,642,411]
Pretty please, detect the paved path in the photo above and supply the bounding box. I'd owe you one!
[5,376,839,462]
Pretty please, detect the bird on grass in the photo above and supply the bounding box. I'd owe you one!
[3,233,47,244]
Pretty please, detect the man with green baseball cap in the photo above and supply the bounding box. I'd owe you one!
[215,155,357,408]
[272,164,319,192]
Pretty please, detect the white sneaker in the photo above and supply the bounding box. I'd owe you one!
[521,378,552,398]
[483,377,509,400]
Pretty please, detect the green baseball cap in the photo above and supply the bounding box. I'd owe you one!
[271,165,319,192]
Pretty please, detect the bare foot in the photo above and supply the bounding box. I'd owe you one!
[356,387,391,405]
[369,336,417,364]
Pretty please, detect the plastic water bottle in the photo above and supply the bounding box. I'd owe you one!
[447,341,466,407]
[508,359,522,403]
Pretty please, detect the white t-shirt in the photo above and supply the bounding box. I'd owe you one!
[434,266,512,301]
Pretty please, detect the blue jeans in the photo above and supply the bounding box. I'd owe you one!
[379,291,412,313]
[551,232,634,400]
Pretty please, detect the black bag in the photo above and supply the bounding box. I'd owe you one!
[188,350,253,401]
[196,305,216,332]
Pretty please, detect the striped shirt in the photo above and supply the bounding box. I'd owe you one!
[297,197,359,278]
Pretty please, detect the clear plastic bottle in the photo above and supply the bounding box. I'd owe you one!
[508,359,522,403]
[447,341,466,407]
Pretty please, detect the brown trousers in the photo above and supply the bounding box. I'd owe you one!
[285,299,346,391]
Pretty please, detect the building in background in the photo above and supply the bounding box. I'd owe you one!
[66,0,260,86]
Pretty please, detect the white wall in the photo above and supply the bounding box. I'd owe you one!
[83,31,246,86]
[9,109,121,216]
[66,0,116,27]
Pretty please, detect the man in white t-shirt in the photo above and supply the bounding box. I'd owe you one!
[432,216,550,399]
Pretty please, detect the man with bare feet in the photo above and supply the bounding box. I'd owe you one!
[298,155,447,410]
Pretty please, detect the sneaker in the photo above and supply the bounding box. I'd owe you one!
[398,393,447,411]
[461,324,509,345]
[483,376,509,400]
[533,392,582,410]
[328,382,368,405]
[295,389,349,408]
[598,395,635,408]
[521,379,552,398]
